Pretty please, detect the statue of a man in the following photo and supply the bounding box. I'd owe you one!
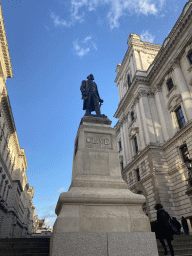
[80,74,103,116]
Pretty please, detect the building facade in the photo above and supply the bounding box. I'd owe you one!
[0,4,36,237]
[114,0,192,230]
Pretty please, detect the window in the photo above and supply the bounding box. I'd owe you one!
[167,78,174,92]
[180,144,189,162]
[175,106,186,129]
[127,74,132,88]
[187,50,192,65]
[131,111,135,121]
[133,136,138,154]
[120,162,123,172]
[118,140,122,151]
[135,168,140,181]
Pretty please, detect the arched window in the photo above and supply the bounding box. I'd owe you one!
[187,50,192,65]
[131,111,135,121]
[127,74,132,88]
[166,78,174,92]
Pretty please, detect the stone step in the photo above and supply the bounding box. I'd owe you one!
[0,247,49,254]
[157,239,192,245]
[0,253,50,255]
[158,248,192,255]
[0,238,50,242]
[0,242,50,249]
[0,237,50,256]
[157,242,192,250]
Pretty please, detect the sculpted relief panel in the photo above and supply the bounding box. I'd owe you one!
[84,132,112,150]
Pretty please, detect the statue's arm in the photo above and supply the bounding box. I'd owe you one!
[80,80,86,92]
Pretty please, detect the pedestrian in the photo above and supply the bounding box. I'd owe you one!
[171,217,181,235]
[181,216,189,235]
[154,203,175,256]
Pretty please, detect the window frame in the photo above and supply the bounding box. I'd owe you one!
[127,74,132,88]
[187,50,192,65]
[166,78,174,92]
[118,140,122,151]
[133,135,138,154]
[175,105,186,129]
[131,111,135,121]
[180,144,189,162]
[135,168,140,181]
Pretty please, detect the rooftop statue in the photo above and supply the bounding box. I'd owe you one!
[80,74,104,116]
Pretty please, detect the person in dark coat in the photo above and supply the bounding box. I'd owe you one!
[154,203,175,256]
[171,217,181,235]
[181,216,189,235]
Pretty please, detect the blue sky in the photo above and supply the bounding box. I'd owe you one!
[1,0,188,228]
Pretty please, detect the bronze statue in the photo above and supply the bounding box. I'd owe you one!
[80,74,103,116]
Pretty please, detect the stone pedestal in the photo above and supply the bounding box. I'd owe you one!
[50,116,158,256]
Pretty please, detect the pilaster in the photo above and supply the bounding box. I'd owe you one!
[172,61,192,120]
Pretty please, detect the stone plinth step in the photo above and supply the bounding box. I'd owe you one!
[0,237,50,256]
[158,248,192,256]
[0,254,49,256]
[0,242,49,249]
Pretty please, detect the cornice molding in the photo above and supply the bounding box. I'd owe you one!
[163,120,192,149]
[0,4,13,79]
[148,1,192,84]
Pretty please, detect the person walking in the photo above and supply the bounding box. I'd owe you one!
[171,217,181,235]
[154,203,175,256]
[181,216,189,235]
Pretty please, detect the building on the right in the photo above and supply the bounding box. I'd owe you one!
[114,0,192,231]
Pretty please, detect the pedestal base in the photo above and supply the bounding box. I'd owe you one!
[50,232,158,256]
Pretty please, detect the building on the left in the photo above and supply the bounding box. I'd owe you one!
[0,3,36,238]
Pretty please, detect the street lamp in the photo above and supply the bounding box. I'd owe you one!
[184,157,192,186]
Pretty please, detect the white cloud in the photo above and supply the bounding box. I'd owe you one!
[83,36,92,43]
[51,0,165,30]
[52,0,165,29]
[92,42,97,50]
[51,13,71,27]
[140,30,155,43]
[73,38,97,57]
[45,219,54,230]
[78,47,90,56]
[56,187,65,193]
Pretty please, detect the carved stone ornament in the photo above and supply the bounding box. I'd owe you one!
[2,174,6,179]
[139,89,154,98]
[153,84,162,94]
[129,127,139,138]
[171,59,181,70]
[167,94,182,111]
[119,155,123,162]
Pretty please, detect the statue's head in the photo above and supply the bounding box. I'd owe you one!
[87,74,94,80]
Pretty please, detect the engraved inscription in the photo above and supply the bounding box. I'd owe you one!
[85,132,112,149]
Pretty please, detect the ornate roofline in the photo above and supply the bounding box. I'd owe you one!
[148,0,192,83]
[114,73,149,118]
[115,34,161,83]
[0,3,13,79]
[1,88,28,169]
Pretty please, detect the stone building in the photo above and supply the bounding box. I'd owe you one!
[114,0,192,230]
[0,4,36,237]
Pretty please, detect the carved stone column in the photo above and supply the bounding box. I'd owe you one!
[138,90,156,145]
[154,85,171,141]
[172,61,192,120]
[0,174,6,195]
[2,180,8,199]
